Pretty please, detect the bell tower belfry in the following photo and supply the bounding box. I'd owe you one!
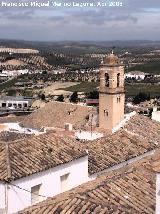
[99,52,125,131]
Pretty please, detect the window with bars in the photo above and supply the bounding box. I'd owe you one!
[104,110,108,116]
[117,97,121,103]
[31,184,41,205]
[60,173,70,192]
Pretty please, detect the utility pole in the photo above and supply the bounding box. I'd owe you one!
[90,113,93,137]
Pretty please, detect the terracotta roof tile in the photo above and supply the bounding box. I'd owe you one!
[124,114,160,144]
[0,114,159,180]
[76,130,158,174]
[21,102,93,129]
[0,132,87,181]
[16,160,156,214]
[0,131,31,142]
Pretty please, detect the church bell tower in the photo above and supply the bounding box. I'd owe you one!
[99,52,125,131]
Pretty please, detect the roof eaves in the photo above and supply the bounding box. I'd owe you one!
[5,143,12,181]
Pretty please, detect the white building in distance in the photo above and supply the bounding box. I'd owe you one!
[0,96,33,109]
[125,71,148,80]
[0,69,29,78]
[0,48,39,54]
[152,107,160,123]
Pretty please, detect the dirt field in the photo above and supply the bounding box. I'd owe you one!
[0,59,26,66]
[42,82,79,96]
[0,124,7,131]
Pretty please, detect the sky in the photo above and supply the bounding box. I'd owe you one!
[0,0,160,41]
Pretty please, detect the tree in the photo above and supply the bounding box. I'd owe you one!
[70,91,78,103]
[38,93,45,101]
[86,90,99,99]
[133,92,150,104]
[7,89,16,96]
[56,94,64,102]
[42,70,47,75]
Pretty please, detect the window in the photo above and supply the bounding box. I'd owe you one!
[117,73,120,87]
[104,110,108,116]
[23,103,28,108]
[117,97,121,103]
[31,184,41,205]
[18,103,22,108]
[60,173,70,192]
[13,103,17,108]
[105,73,109,87]
[2,103,6,107]
[8,103,12,107]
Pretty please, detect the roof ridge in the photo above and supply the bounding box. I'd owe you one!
[5,143,12,181]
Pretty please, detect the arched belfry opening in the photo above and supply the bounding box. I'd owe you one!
[117,73,120,87]
[105,73,109,87]
[99,52,125,131]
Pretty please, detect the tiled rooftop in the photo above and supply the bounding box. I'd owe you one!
[44,113,160,175]
[0,132,87,181]
[77,130,158,174]
[0,104,159,213]
[1,114,158,178]
[0,131,31,142]
[21,101,94,129]
[17,158,156,214]
[123,114,160,145]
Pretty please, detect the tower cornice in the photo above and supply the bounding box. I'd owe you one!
[99,91,125,95]
[101,64,124,67]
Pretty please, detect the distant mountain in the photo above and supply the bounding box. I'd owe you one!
[1,39,160,54]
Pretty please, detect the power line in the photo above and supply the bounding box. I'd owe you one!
[8,182,48,199]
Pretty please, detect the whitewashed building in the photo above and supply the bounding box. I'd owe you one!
[125,71,147,80]
[0,133,88,214]
[0,48,39,54]
[52,69,66,74]
[0,96,33,109]
[152,107,160,123]
[0,70,29,78]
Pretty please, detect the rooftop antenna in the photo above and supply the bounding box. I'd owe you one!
[90,113,94,138]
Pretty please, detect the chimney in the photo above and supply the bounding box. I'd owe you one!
[153,106,157,112]
[65,123,73,131]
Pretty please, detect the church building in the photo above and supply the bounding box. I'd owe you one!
[99,52,125,131]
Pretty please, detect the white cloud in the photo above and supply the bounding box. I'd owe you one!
[0,0,160,40]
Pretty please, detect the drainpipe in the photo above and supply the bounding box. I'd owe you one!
[5,183,8,214]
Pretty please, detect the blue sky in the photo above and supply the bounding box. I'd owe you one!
[0,0,160,41]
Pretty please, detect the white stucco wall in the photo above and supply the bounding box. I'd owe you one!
[0,155,88,214]
[0,184,5,211]
[152,111,160,123]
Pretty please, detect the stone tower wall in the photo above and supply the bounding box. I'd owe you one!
[99,54,125,131]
